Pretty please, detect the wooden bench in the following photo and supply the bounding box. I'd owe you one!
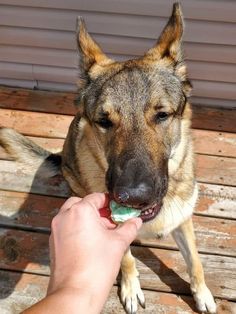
[0,87,235,313]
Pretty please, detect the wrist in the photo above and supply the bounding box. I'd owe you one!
[48,285,107,314]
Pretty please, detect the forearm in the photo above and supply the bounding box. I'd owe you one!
[22,286,107,314]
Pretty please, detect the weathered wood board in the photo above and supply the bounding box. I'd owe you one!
[0,108,72,138]
[0,87,235,313]
[198,184,236,219]
[0,184,235,233]
[0,157,235,204]
[0,270,235,314]
[0,128,236,160]
[196,154,236,186]
[0,227,235,300]
[0,191,235,256]
[0,160,70,197]
[1,87,236,132]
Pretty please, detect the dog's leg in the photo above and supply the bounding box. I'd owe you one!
[172,218,216,313]
[120,247,145,314]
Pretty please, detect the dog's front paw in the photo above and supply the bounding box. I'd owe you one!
[120,276,145,314]
[192,284,216,313]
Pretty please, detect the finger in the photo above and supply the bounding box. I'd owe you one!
[59,196,82,213]
[100,217,117,229]
[78,193,109,215]
[48,234,55,272]
[116,218,143,247]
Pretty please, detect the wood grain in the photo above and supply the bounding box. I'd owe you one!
[0,190,235,257]
[0,87,76,115]
[198,184,236,219]
[0,160,70,197]
[1,87,236,132]
[136,215,236,257]
[0,154,235,201]
[0,129,235,160]
[0,228,235,300]
[196,154,236,186]
[0,136,64,160]
[193,129,236,158]
[0,108,72,139]
[192,105,236,133]
[0,87,235,312]
[0,183,235,233]
[1,270,234,314]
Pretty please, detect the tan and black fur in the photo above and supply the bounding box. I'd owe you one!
[0,3,216,313]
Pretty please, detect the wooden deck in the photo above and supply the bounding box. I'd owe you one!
[0,87,235,314]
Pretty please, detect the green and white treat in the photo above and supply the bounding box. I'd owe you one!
[110,200,141,223]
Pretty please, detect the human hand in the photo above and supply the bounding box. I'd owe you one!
[47,193,142,312]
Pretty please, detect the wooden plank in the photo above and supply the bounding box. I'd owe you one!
[196,155,236,186]
[0,160,70,197]
[0,190,235,256]
[132,247,236,300]
[0,270,48,314]
[1,271,234,314]
[0,181,235,225]
[0,156,235,206]
[0,183,235,234]
[0,190,64,230]
[0,130,235,160]
[0,87,77,115]
[197,184,236,219]
[0,136,64,160]
[0,228,235,300]
[104,288,235,314]
[193,130,236,158]
[0,152,235,196]
[0,88,235,132]
[192,105,236,133]
[0,108,73,139]
[137,214,236,257]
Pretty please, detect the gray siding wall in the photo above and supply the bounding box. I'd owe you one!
[0,0,235,108]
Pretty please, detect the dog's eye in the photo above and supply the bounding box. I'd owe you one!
[155,112,169,123]
[96,118,113,129]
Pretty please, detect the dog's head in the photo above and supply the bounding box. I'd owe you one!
[76,3,192,222]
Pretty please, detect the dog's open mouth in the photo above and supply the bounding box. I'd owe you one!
[139,203,162,222]
[108,199,162,223]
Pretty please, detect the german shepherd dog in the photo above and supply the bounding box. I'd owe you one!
[0,3,216,313]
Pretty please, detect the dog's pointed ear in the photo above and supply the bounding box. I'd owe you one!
[144,3,191,96]
[76,17,113,84]
[145,3,184,63]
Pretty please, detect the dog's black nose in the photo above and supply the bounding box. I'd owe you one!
[114,183,152,207]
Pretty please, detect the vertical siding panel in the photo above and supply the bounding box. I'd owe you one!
[0,1,235,108]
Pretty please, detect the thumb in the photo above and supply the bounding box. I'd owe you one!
[116,218,143,247]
